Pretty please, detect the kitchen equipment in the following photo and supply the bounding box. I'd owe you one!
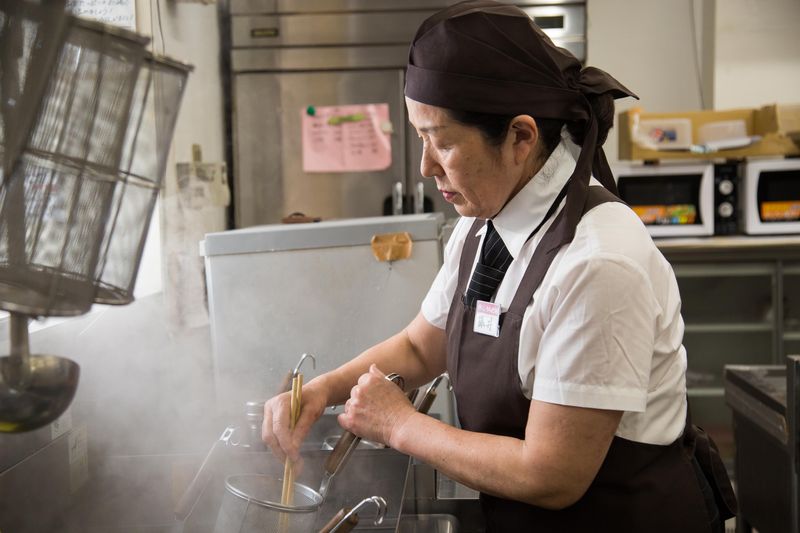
[322,436,383,452]
[280,370,304,515]
[94,52,192,304]
[741,158,800,235]
[318,373,405,499]
[217,474,321,532]
[321,372,446,451]
[184,444,410,532]
[174,426,238,520]
[320,496,388,533]
[713,162,740,236]
[614,163,715,237]
[724,357,800,533]
[211,374,405,532]
[0,15,147,318]
[415,373,451,416]
[0,0,70,182]
[278,352,317,395]
[0,11,151,433]
[201,213,449,423]
[398,514,459,533]
[177,354,315,520]
[223,0,586,227]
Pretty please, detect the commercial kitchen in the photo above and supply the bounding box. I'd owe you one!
[1,0,799,532]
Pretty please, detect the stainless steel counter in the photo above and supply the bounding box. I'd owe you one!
[655,235,800,262]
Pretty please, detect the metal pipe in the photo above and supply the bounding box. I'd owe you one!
[5,313,31,388]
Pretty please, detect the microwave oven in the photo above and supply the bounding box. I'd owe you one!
[741,158,800,235]
[614,163,715,237]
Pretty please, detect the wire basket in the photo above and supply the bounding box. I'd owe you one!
[94,53,192,305]
[0,0,70,182]
[0,15,148,317]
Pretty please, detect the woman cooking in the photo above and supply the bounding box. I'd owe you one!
[262,1,736,531]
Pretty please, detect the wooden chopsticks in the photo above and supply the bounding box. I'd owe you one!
[279,373,303,530]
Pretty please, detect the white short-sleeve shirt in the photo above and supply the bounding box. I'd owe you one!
[421,138,688,445]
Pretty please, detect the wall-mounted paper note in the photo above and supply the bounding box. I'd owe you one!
[302,103,392,173]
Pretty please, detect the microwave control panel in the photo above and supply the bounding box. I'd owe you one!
[714,163,739,235]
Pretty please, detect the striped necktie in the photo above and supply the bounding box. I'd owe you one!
[465,220,513,307]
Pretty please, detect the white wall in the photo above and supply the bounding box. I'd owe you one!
[588,0,709,164]
[589,0,800,164]
[714,0,800,109]
[137,0,228,328]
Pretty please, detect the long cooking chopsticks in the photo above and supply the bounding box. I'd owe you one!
[279,373,302,530]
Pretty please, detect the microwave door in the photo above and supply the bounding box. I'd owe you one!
[744,161,800,235]
[616,165,714,237]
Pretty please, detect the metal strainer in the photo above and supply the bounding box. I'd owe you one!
[0,5,189,433]
[94,52,192,305]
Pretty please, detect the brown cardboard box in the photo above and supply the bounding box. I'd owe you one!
[618,104,800,161]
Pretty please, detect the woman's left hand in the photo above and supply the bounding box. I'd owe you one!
[337,364,416,446]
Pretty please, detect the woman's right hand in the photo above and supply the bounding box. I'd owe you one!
[261,379,329,462]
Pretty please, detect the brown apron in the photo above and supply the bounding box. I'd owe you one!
[445,185,737,533]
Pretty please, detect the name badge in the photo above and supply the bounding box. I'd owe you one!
[474,300,501,337]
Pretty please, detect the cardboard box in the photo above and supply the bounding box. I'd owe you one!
[618,104,800,161]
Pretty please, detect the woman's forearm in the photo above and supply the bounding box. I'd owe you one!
[389,400,621,510]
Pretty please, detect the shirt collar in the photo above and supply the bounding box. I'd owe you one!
[486,137,577,259]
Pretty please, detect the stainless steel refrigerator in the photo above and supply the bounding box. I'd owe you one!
[224,0,587,228]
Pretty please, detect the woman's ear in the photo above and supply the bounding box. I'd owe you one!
[508,115,539,165]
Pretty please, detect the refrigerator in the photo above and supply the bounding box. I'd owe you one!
[224,0,587,227]
[201,213,448,421]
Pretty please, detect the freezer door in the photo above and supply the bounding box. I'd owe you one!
[233,69,407,227]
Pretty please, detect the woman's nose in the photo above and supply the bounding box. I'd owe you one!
[419,146,441,179]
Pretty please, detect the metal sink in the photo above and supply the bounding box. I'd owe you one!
[401,463,484,533]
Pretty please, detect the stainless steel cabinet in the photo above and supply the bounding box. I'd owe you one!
[233,69,409,225]
[661,241,800,466]
[224,0,587,228]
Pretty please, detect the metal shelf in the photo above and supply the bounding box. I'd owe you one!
[688,387,725,398]
[684,323,774,334]
[673,263,775,278]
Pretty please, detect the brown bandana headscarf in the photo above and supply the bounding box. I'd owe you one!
[405,0,638,248]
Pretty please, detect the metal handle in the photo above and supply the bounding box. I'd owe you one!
[392,181,404,215]
[320,496,388,533]
[414,182,425,214]
[278,353,317,394]
[174,426,236,520]
[416,373,451,415]
[324,374,405,477]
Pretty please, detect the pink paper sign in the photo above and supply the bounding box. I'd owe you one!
[302,103,392,173]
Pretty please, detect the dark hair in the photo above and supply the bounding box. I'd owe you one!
[445,93,615,158]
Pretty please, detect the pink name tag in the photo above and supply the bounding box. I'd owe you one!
[473,300,501,337]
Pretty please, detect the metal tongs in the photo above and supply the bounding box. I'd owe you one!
[319,496,388,533]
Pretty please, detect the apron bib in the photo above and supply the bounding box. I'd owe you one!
[445,186,723,533]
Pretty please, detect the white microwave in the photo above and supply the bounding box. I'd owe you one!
[741,158,800,235]
[614,163,715,238]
